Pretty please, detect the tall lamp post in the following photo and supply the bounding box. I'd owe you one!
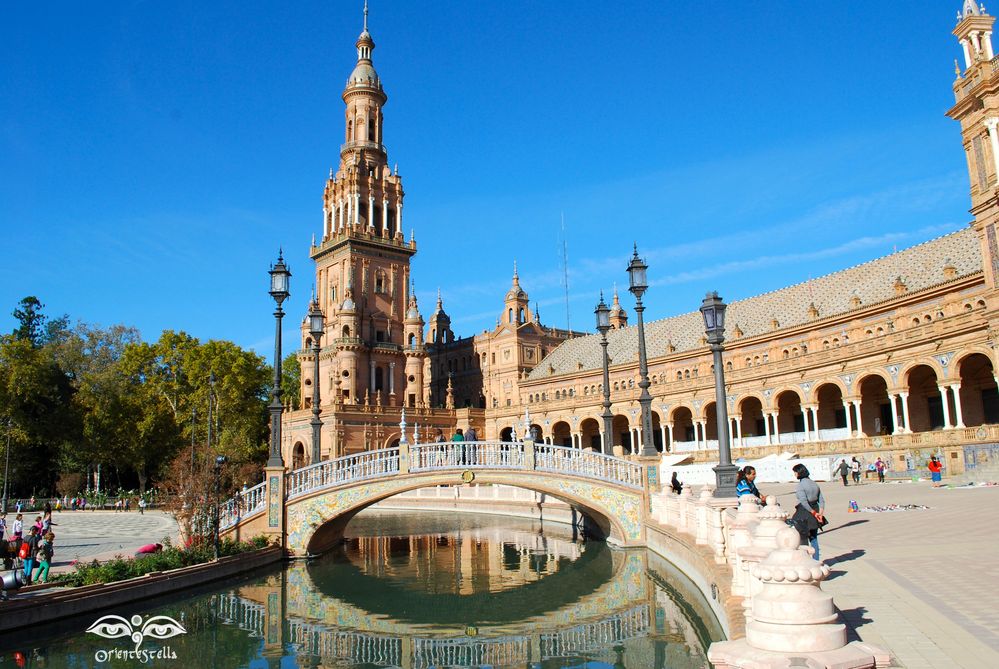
[308,297,325,464]
[268,251,291,468]
[213,455,228,560]
[594,294,614,455]
[700,291,738,497]
[2,418,12,513]
[626,246,657,457]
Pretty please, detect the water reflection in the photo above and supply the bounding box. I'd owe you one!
[1,512,722,668]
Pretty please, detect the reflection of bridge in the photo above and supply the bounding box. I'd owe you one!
[220,441,654,554]
[213,591,650,668]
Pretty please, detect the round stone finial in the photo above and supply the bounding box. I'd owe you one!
[765,495,777,506]
[775,526,799,550]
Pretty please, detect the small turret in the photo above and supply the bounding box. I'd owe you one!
[608,286,628,329]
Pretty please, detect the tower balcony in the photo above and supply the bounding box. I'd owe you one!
[340,140,386,156]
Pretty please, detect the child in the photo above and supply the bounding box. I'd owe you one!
[33,532,54,584]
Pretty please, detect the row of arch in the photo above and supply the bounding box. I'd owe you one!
[503,353,999,453]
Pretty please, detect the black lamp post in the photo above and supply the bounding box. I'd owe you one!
[594,294,614,455]
[268,251,291,468]
[213,454,228,560]
[2,418,11,514]
[308,297,325,465]
[626,245,657,457]
[700,291,738,497]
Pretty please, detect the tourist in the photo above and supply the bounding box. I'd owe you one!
[791,463,826,561]
[21,526,40,584]
[124,498,131,512]
[465,426,477,442]
[33,532,54,584]
[875,457,886,483]
[0,514,5,542]
[735,466,764,502]
[850,457,861,484]
[33,516,43,535]
[12,514,23,540]
[451,428,465,465]
[29,496,36,509]
[836,459,850,486]
[670,471,683,495]
[928,455,943,487]
[138,498,146,515]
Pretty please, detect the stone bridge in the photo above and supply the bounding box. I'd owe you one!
[219,440,656,555]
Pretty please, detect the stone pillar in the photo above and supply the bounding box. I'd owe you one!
[369,360,375,394]
[397,202,403,231]
[763,412,772,445]
[852,399,864,437]
[337,199,344,231]
[733,415,743,448]
[382,198,389,235]
[660,425,668,451]
[987,31,995,59]
[951,384,965,428]
[771,412,780,446]
[802,407,811,442]
[962,38,973,67]
[900,391,912,434]
[843,400,853,437]
[888,393,900,435]
[346,196,352,229]
[809,406,819,440]
[986,118,999,179]
[389,361,396,396]
[353,193,360,227]
[666,422,674,449]
[939,386,954,429]
[700,420,708,449]
[709,527,889,668]
[368,195,375,229]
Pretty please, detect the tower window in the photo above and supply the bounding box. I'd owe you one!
[368,118,376,141]
[519,308,525,323]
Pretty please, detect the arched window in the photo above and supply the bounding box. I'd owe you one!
[518,308,525,323]
[368,116,376,141]
[677,371,683,381]
[408,333,416,348]
[508,308,514,322]
[347,120,353,141]
[375,272,385,293]
[726,361,733,371]
[342,325,351,337]
[374,366,384,392]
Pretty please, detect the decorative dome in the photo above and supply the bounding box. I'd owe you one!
[347,62,380,88]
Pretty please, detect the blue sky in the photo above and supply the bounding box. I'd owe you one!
[0,1,973,355]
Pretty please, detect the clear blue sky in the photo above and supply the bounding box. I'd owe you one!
[0,1,973,355]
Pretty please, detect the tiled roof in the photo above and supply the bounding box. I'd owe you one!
[528,228,981,380]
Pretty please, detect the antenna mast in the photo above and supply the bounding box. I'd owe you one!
[560,212,571,336]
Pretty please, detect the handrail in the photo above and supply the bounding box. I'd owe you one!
[534,444,644,489]
[287,447,400,499]
[410,441,526,471]
[219,481,267,530]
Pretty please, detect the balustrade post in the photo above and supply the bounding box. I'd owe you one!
[263,465,287,549]
[695,487,712,545]
[398,442,410,474]
[727,495,761,596]
[524,440,536,471]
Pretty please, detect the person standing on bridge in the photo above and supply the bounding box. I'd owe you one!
[451,428,465,465]
[791,463,826,561]
[465,426,477,465]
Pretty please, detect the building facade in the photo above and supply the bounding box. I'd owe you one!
[284,3,999,475]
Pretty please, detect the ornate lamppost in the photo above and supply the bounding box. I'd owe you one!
[308,297,325,464]
[626,246,657,457]
[2,418,12,513]
[594,294,614,455]
[213,455,228,560]
[700,291,738,497]
[268,251,291,468]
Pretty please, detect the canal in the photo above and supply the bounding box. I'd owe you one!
[2,511,723,668]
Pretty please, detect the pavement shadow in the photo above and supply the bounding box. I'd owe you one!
[820,519,869,534]
[824,549,866,566]
[838,606,873,642]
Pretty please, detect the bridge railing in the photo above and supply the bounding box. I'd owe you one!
[535,444,644,490]
[410,441,525,471]
[287,447,400,500]
[219,481,267,531]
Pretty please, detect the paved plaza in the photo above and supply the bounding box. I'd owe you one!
[34,510,180,574]
[761,478,999,669]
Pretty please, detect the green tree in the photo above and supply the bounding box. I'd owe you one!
[11,296,69,347]
[282,350,301,410]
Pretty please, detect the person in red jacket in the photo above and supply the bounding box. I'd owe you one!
[927,456,943,487]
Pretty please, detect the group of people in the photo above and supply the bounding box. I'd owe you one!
[733,464,827,560]
[0,504,57,584]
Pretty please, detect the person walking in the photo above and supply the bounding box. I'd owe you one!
[836,459,850,486]
[21,527,40,584]
[875,457,886,483]
[12,514,23,541]
[0,514,6,542]
[451,428,465,465]
[928,455,944,487]
[850,457,861,484]
[735,466,764,503]
[138,498,146,515]
[791,463,826,561]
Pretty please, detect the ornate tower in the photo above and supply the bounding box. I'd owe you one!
[608,287,629,329]
[502,263,533,326]
[303,2,425,424]
[948,1,999,287]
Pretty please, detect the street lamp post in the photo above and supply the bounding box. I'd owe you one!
[594,294,614,455]
[626,245,657,457]
[2,418,11,514]
[308,297,325,464]
[268,251,291,468]
[213,455,228,560]
[700,291,738,497]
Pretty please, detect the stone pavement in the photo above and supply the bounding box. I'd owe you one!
[33,510,180,574]
[762,477,999,669]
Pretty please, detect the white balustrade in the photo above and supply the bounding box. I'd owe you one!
[534,444,644,489]
[219,481,267,530]
[410,441,525,471]
[287,447,400,499]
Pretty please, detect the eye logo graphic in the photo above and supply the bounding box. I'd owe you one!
[87,614,186,651]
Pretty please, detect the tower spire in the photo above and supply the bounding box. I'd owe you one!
[363,0,369,32]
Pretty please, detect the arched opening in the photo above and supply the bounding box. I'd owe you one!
[703,402,718,444]
[906,365,944,432]
[293,442,306,470]
[814,383,847,438]
[671,406,695,449]
[775,390,804,442]
[408,333,416,348]
[738,396,766,446]
[500,427,514,442]
[342,325,351,337]
[530,423,543,442]
[612,414,631,453]
[650,410,663,452]
[518,308,525,324]
[957,353,999,425]
[375,366,384,393]
[857,374,892,435]
[580,418,601,451]
[552,421,572,447]
[508,308,514,323]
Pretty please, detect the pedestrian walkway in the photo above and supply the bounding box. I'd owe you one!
[762,478,999,669]
[37,510,179,574]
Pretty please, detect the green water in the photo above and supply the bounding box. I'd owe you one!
[0,511,723,668]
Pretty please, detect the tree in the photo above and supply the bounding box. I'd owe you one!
[282,350,301,410]
[11,296,69,348]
